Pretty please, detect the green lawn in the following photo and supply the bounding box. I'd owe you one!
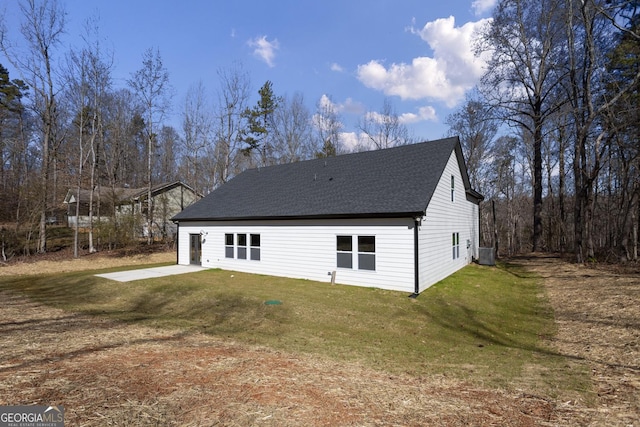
[0,261,590,397]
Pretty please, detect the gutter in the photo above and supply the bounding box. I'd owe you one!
[172,210,427,223]
[175,222,179,265]
[409,216,421,298]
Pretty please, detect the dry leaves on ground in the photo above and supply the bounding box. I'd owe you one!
[515,255,640,426]
[0,250,174,276]
[0,252,638,425]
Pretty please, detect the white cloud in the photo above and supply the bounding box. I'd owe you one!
[339,132,370,152]
[341,97,365,115]
[330,62,344,72]
[363,105,437,126]
[364,111,389,124]
[318,94,333,109]
[248,35,279,67]
[312,95,343,134]
[318,94,364,115]
[471,0,498,16]
[399,106,438,124]
[357,16,491,107]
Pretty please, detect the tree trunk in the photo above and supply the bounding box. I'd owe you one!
[492,200,499,258]
[545,145,555,251]
[88,186,95,253]
[532,116,544,252]
[73,187,81,258]
[147,133,153,245]
[88,134,97,253]
[38,115,52,254]
[621,191,639,262]
[558,126,566,254]
[573,136,585,263]
[585,182,596,259]
[633,207,638,261]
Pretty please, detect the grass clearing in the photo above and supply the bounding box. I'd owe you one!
[0,261,589,398]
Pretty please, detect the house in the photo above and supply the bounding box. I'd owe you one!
[64,181,199,239]
[172,137,483,295]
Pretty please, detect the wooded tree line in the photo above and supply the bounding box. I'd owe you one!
[448,0,639,263]
[0,1,415,258]
[0,0,638,264]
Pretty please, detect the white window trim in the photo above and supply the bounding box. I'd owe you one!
[451,175,455,202]
[336,235,376,271]
[226,233,260,261]
[453,232,460,260]
[336,235,353,269]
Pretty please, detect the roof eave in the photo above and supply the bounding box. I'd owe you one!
[172,211,425,223]
[465,189,484,204]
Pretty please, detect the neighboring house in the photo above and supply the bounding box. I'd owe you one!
[64,181,199,239]
[172,137,483,295]
[64,188,120,227]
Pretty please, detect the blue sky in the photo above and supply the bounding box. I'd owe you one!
[1,0,498,147]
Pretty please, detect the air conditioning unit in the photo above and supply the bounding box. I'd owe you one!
[478,247,495,266]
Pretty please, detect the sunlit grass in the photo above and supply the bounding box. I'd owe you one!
[0,261,590,397]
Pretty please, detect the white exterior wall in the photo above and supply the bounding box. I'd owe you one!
[417,151,480,292]
[67,215,110,228]
[177,218,416,293]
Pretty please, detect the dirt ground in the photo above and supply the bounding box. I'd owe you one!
[0,247,175,277]
[515,255,640,426]
[0,252,638,426]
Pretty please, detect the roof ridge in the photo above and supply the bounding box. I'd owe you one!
[173,137,474,222]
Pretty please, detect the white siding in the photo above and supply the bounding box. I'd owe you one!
[177,218,416,293]
[175,152,481,295]
[67,215,111,228]
[417,151,479,292]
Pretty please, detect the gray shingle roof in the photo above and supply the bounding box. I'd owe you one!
[64,181,198,206]
[172,137,478,222]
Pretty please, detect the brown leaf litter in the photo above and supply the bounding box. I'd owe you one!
[0,252,638,425]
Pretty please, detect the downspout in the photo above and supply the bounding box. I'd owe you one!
[409,217,421,298]
[175,222,179,265]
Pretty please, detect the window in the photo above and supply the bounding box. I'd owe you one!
[452,232,460,260]
[237,233,247,259]
[451,175,455,202]
[225,233,260,261]
[336,235,353,268]
[250,233,261,260]
[225,233,234,258]
[358,236,376,271]
[337,235,376,271]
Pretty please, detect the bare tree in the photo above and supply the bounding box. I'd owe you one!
[445,94,498,194]
[564,0,640,262]
[101,89,145,188]
[127,48,171,244]
[488,134,532,255]
[358,98,413,150]
[212,64,252,187]
[0,0,66,253]
[66,46,91,257]
[271,92,315,164]
[181,80,212,196]
[155,125,179,183]
[312,94,343,158]
[479,0,569,252]
[66,16,112,256]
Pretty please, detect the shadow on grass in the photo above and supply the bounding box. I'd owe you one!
[0,329,191,374]
[413,300,553,355]
[125,290,292,336]
[0,259,611,388]
[0,289,192,374]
